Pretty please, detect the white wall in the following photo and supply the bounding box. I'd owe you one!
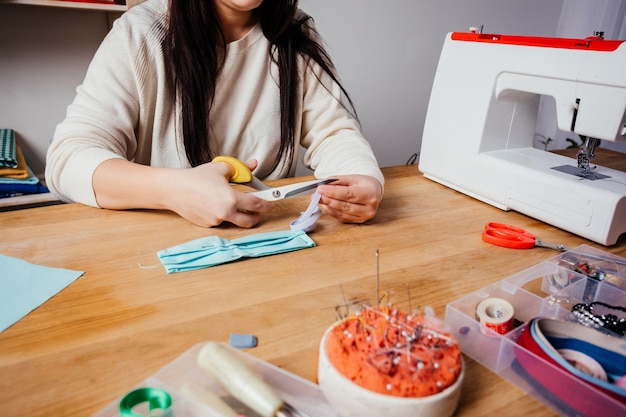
[298,0,565,173]
[1,1,565,178]
[0,5,112,177]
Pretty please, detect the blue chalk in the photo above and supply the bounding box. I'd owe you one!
[229,333,258,348]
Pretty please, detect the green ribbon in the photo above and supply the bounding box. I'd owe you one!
[119,387,173,417]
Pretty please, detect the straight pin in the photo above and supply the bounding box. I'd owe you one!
[339,282,349,319]
[376,249,380,308]
[407,283,412,315]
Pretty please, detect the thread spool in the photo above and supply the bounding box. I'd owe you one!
[119,387,172,417]
[476,297,515,335]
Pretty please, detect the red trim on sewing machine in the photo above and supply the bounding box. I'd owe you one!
[451,32,624,51]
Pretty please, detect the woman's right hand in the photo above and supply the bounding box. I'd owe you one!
[164,161,274,228]
[92,158,273,228]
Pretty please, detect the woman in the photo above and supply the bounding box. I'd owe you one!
[45,0,384,228]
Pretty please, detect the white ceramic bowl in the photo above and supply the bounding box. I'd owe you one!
[317,323,464,417]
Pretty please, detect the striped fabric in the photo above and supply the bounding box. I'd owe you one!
[0,129,17,169]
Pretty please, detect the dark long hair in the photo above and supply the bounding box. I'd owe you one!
[162,0,356,172]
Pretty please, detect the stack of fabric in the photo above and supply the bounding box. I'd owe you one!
[0,129,49,199]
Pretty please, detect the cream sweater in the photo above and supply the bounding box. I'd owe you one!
[45,0,383,207]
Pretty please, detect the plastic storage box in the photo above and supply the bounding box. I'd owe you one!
[93,342,341,417]
[444,244,626,417]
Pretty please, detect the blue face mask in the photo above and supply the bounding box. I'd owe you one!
[157,230,316,274]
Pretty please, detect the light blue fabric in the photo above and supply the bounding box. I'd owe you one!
[0,254,84,333]
[157,230,316,273]
[0,165,40,184]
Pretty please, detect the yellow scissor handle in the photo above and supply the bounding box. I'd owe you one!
[212,156,252,184]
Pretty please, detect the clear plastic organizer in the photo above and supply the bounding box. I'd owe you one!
[444,244,626,417]
[93,342,341,417]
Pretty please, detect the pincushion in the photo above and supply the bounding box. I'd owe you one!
[317,305,464,417]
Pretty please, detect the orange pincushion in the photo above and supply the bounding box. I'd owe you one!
[325,306,461,397]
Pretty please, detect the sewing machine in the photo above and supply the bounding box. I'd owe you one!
[419,31,626,246]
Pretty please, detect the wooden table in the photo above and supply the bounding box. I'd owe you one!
[1,164,625,417]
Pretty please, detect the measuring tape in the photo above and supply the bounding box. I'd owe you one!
[119,387,172,417]
[476,297,515,335]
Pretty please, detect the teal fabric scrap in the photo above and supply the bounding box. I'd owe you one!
[0,254,84,333]
[0,129,17,168]
[157,230,316,273]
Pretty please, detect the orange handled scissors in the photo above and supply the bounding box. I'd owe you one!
[482,222,570,252]
[213,156,336,201]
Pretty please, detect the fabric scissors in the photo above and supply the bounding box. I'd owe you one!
[213,156,336,201]
[482,222,570,252]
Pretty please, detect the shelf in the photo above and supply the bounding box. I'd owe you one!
[0,193,61,211]
[1,0,127,12]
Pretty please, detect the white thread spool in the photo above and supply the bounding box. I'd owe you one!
[476,297,515,335]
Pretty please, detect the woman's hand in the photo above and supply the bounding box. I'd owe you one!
[165,160,274,228]
[315,175,383,223]
[93,158,273,228]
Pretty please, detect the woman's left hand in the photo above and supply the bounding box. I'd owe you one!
[315,175,383,223]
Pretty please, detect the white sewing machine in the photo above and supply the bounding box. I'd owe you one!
[419,31,626,245]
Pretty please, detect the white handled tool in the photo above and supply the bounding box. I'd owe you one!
[197,342,284,417]
[180,381,242,417]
